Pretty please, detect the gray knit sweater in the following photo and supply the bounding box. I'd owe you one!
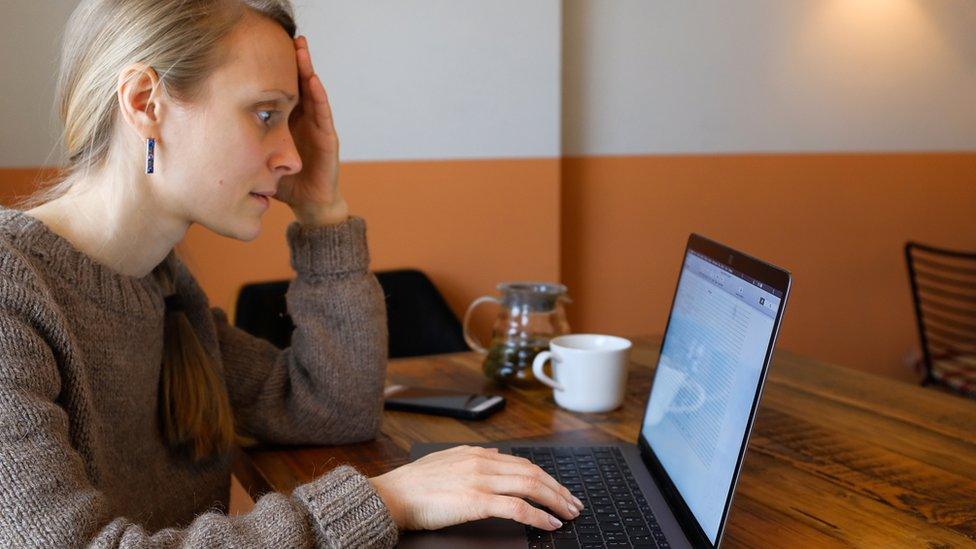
[0,206,399,547]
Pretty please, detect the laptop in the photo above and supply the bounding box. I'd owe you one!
[400,234,791,548]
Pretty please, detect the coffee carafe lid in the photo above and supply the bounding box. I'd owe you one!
[497,282,569,312]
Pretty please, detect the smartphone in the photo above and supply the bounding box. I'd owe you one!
[383,385,506,420]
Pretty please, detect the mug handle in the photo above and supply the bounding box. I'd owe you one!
[532,351,564,391]
[462,296,500,354]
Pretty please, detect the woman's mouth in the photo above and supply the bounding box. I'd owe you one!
[249,192,271,208]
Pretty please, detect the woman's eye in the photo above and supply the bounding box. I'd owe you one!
[257,110,278,126]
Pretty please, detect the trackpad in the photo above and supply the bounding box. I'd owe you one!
[398,517,524,548]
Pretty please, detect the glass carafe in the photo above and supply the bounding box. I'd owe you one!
[463,282,571,387]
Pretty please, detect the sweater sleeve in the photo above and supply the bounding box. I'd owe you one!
[213,216,389,446]
[0,287,397,548]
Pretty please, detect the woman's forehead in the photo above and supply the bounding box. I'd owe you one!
[211,11,299,99]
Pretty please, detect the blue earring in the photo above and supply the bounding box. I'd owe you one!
[145,137,156,174]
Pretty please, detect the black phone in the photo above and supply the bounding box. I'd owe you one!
[383,385,505,420]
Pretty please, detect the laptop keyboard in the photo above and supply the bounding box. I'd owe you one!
[512,446,670,549]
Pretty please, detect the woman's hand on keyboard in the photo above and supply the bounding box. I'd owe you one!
[368,445,584,531]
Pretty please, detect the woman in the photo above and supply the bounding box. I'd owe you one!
[0,0,584,547]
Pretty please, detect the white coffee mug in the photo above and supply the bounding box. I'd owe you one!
[532,334,632,413]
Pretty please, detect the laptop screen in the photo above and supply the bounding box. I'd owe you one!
[641,248,783,544]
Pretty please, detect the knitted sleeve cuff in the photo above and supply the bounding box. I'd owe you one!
[286,216,370,278]
[292,465,399,548]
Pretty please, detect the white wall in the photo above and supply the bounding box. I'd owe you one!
[5,1,975,166]
[0,0,561,167]
[295,1,561,161]
[562,0,976,155]
[0,1,78,168]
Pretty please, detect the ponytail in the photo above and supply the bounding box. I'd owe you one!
[155,254,252,462]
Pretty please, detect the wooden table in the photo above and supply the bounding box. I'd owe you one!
[237,336,976,547]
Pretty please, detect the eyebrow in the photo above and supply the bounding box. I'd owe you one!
[259,88,298,105]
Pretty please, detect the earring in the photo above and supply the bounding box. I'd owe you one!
[145,137,156,174]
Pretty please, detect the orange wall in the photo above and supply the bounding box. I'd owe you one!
[561,153,976,382]
[0,168,59,204]
[0,161,563,345]
[177,158,562,336]
[4,153,975,382]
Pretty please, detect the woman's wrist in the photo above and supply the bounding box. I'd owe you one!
[369,474,407,530]
[290,197,350,227]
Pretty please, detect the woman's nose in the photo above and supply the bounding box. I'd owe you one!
[271,129,303,175]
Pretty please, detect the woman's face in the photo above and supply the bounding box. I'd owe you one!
[157,11,301,241]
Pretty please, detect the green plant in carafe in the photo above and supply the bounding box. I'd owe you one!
[463,282,571,388]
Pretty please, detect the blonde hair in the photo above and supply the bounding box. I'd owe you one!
[26,0,297,461]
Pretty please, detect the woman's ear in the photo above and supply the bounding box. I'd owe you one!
[117,63,163,139]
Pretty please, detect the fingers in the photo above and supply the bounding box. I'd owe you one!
[473,456,582,514]
[443,447,578,498]
[484,473,580,521]
[483,495,566,531]
[293,35,336,133]
[308,74,336,132]
[294,38,313,109]
[439,446,583,520]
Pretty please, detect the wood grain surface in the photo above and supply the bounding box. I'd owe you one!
[237,336,976,547]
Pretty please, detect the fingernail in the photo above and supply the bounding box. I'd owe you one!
[549,516,563,529]
[573,496,584,510]
[566,501,580,517]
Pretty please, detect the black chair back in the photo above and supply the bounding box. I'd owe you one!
[374,269,469,357]
[234,280,293,349]
[234,269,468,358]
[905,241,976,397]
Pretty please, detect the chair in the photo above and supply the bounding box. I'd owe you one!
[233,269,469,358]
[234,280,292,349]
[905,242,976,399]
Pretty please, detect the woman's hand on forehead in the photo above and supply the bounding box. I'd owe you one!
[274,35,349,227]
